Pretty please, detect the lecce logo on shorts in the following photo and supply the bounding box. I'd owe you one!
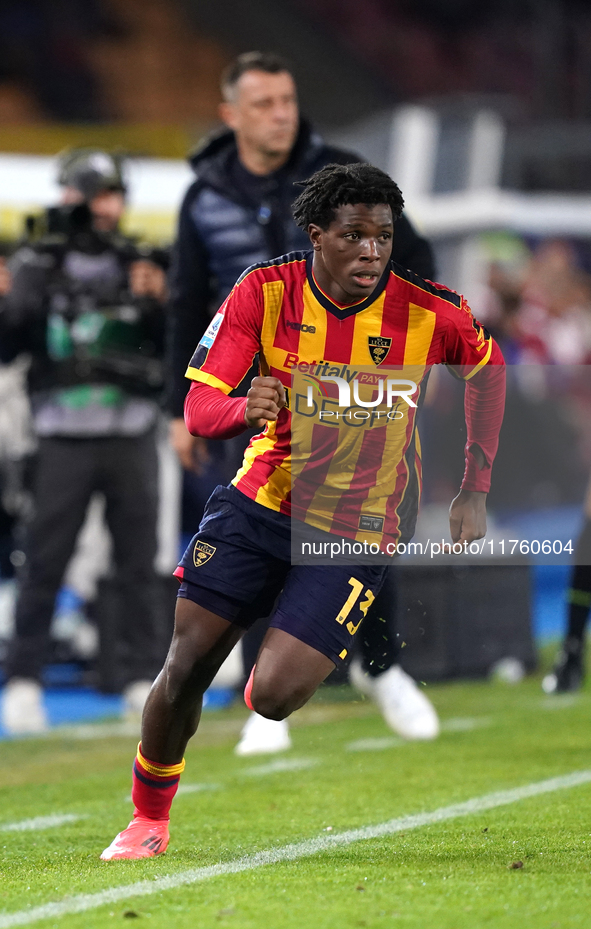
[193,540,216,567]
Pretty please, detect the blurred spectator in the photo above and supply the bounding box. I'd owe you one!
[0,149,168,734]
[486,238,591,467]
[513,241,591,365]
[423,236,591,513]
[509,246,591,697]
[0,261,33,633]
[482,239,591,366]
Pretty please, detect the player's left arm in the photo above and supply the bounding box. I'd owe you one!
[445,300,506,543]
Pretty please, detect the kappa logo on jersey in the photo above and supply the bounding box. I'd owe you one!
[193,540,216,567]
[368,336,392,366]
[286,321,316,333]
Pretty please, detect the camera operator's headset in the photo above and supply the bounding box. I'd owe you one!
[57,149,127,201]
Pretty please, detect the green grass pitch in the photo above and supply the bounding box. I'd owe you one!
[1,656,591,928]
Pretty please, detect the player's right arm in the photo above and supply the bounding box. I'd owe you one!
[183,268,285,438]
[244,376,286,429]
[184,374,286,438]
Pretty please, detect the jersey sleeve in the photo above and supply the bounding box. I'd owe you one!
[185,270,263,394]
[443,295,503,378]
[461,363,506,491]
[184,381,248,439]
[442,295,506,492]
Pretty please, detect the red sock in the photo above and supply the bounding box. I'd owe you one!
[131,743,185,822]
[244,666,255,711]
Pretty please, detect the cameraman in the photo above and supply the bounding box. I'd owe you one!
[0,149,167,734]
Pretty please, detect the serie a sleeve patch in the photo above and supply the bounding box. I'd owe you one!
[199,309,225,350]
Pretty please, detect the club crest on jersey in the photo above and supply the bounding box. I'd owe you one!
[193,540,216,567]
[368,336,392,366]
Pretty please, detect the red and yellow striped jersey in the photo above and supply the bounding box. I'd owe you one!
[186,251,502,548]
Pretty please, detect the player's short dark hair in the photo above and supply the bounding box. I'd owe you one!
[221,51,292,101]
[292,163,404,230]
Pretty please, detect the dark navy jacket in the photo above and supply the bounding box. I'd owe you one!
[167,120,435,416]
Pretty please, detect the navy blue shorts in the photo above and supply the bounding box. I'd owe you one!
[175,485,387,665]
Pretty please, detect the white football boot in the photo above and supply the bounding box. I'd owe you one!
[349,660,440,740]
[1,678,49,734]
[234,712,292,756]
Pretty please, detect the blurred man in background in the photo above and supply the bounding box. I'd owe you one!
[167,51,439,755]
[0,149,168,734]
[0,259,32,642]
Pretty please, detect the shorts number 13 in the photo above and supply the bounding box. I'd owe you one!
[335,577,375,635]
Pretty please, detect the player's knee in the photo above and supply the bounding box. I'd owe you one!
[162,649,202,706]
[163,618,219,701]
[249,677,306,721]
[250,692,290,720]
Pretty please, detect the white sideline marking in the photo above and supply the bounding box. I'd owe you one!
[176,783,221,797]
[440,717,492,733]
[346,719,492,751]
[57,722,140,740]
[541,696,580,710]
[241,757,319,777]
[0,814,82,833]
[2,769,591,927]
[346,736,403,752]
